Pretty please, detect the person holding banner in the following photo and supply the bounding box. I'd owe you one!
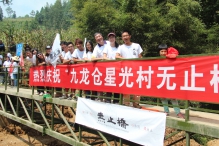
[83,40,97,100]
[116,30,143,108]
[92,33,111,101]
[83,40,94,61]
[103,32,120,103]
[61,42,76,100]
[92,33,111,61]
[72,38,85,62]
[35,52,47,95]
[158,44,184,118]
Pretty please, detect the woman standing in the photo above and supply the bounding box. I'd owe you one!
[103,32,120,103]
[83,40,94,61]
[36,52,46,95]
[83,40,96,100]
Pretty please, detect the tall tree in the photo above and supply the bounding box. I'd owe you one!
[12,11,16,18]
[0,6,3,21]
[0,0,12,4]
[200,0,219,28]
[30,10,35,17]
[5,6,13,18]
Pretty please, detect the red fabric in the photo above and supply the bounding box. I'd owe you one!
[20,54,25,71]
[29,55,219,103]
[9,64,13,74]
[166,47,179,58]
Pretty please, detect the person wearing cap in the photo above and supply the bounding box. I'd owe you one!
[158,44,184,118]
[116,30,143,108]
[103,32,120,103]
[103,32,119,60]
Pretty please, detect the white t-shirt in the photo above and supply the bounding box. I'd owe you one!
[61,51,69,58]
[117,43,143,59]
[3,60,11,71]
[26,55,36,65]
[64,51,73,60]
[83,51,92,60]
[12,62,19,73]
[72,49,85,60]
[103,46,118,60]
[92,41,111,58]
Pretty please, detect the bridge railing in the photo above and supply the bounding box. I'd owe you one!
[0,55,219,146]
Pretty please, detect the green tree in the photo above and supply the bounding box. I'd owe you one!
[0,0,12,4]
[30,10,35,17]
[199,0,219,28]
[12,11,16,18]
[5,6,13,18]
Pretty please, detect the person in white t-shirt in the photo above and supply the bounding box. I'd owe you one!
[116,30,143,108]
[103,32,119,60]
[2,56,11,84]
[25,49,36,66]
[83,40,97,100]
[83,40,94,61]
[11,56,20,87]
[103,32,120,103]
[60,41,69,63]
[92,33,111,61]
[72,38,85,62]
[60,42,76,100]
[63,42,75,64]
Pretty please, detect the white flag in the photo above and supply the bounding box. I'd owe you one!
[50,33,62,67]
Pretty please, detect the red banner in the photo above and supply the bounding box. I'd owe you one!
[29,55,219,103]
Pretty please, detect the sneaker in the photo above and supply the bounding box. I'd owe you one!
[59,95,68,100]
[177,113,184,119]
[39,92,44,96]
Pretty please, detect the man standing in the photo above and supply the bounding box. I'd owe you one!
[116,30,143,108]
[92,33,111,61]
[92,33,111,101]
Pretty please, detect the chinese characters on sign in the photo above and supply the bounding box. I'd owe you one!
[30,56,219,103]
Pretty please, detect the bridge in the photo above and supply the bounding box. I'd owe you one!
[0,55,219,146]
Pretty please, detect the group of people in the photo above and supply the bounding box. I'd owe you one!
[24,30,184,118]
[0,52,20,87]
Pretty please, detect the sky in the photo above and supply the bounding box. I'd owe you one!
[0,0,56,17]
